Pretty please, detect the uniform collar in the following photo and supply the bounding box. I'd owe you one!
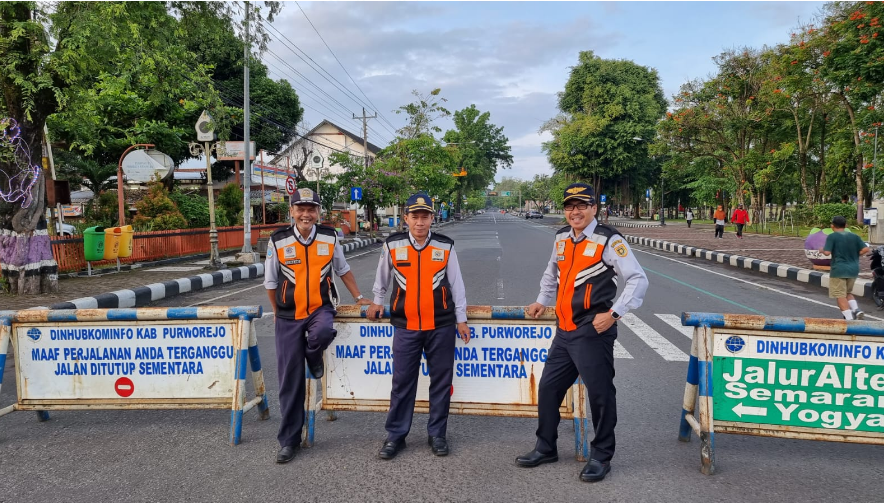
[294,224,316,244]
[569,219,597,241]
[409,231,432,249]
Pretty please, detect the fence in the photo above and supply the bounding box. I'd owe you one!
[51,224,288,273]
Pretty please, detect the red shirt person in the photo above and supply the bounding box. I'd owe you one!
[731,204,749,238]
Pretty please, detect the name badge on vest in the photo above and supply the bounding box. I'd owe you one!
[283,246,297,258]
[583,244,597,257]
[396,247,409,261]
[317,243,330,256]
[556,241,565,254]
[431,249,445,262]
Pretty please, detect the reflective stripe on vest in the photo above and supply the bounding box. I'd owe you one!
[387,236,456,330]
[554,230,617,331]
[273,227,337,320]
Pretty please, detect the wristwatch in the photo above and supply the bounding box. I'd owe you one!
[355,294,364,302]
[610,310,622,320]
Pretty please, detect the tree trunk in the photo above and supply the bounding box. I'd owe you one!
[837,94,865,223]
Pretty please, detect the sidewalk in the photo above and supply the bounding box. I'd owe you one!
[1,236,382,312]
[607,218,873,296]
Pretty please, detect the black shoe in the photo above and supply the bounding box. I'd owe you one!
[515,449,558,467]
[275,445,298,464]
[580,459,611,482]
[308,359,324,379]
[428,436,449,456]
[377,439,406,460]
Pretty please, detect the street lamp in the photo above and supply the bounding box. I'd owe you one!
[189,111,223,269]
[633,136,665,226]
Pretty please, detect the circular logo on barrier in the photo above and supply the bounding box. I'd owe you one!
[725,335,746,354]
[26,328,41,341]
[114,377,135,398]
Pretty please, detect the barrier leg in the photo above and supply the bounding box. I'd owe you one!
[301,368,316,448]
[229,318,250,446]
[0,320,10,417]
[572,378,589,462]
[679,328,700,442]
[697,326,716,475]
[247,324,270,420]
[326,411,337,421]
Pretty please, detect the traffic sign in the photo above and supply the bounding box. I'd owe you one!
[502,191,511,197]
[488,191,498,196]
[600,194,607,204]
[285,177,296,195]
[646,188,651,199]
[351,187,362,201]
[115,377,134,398]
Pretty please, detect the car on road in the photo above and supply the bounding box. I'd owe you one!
[525,210,543,219]
[55,222,77,236]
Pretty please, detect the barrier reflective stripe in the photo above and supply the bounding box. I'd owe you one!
[678,312,884,476]
[0,306,269,446]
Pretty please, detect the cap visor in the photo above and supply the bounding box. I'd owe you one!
[292,201,320,206]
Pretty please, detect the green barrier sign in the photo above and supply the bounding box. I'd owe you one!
[713,333,884,433]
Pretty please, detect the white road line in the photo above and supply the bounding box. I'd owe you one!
[620,313,689,361]
[187,283,266,307]
[634,249,883,321]
[614,341,633,359]
[655,313,695,339]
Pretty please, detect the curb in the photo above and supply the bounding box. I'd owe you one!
[622,234,872,298]
[610,222,663,229]
[43,237,384,310]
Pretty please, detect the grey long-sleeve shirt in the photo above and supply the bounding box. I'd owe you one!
[536,219,648,316]
[371,231,468,323]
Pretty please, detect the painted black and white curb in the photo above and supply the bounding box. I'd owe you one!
[611,222,663,229]
[48,264,265,310]
[340,236,382,252]
[623,234,872,298]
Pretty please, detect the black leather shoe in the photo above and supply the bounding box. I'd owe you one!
[275,445,298,464]
[428,436,449,456]
[307,359,324,379]
[515,449,558,467]
[377,439,406,460]
[580,459,611,482]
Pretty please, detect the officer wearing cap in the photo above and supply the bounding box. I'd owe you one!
[366,192,471,460]
[517,182,648,482]
[264,187,371,464]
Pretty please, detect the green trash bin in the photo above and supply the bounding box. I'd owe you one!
[83,226,106,261]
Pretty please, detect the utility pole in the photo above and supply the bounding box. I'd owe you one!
[239,3,256,260]
[353,107,377,168]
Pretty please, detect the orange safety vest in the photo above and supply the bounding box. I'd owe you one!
[270,225,339,320]
[386,232,457,331]
[553,224,619,331]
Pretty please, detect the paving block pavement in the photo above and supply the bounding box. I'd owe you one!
[0,237,382,312]
[609,220,874,297]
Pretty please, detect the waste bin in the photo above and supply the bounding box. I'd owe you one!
[117,225,134,258]
[103,227,121,260]
[83,226,106,261]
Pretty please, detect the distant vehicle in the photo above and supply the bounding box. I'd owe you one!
[55,222,77,236]
[525,210,543,219]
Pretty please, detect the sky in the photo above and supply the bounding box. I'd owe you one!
[253,1,827,183]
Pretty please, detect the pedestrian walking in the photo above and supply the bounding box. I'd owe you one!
[819,215,870,320]
[713,205,726,238]
[731,204,749,239]
[517,183,649,483]
[264,188,372,464]
[367,192,471,460]
[686,208,694,228]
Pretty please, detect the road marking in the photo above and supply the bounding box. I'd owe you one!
[614,341,633,359]
[655,313,695,339]
[620,313,689,361]
[643,266,766,315]
[187,283,265,307]
[634,248,883,321]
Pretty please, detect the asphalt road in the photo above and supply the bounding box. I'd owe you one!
[1,213,882,502]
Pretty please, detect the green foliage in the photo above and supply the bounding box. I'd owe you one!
[812,203,858,226]
[169,190,210,228]
[217,183,244,225]
[132,179,187,231]
[83,191,119,227]
[331,152,403,215]
[395,88,450,139]
[316,181,341,214]
[442,105,513,194]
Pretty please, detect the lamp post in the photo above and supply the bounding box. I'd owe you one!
[660,173,666,226]
[189,140,223,269]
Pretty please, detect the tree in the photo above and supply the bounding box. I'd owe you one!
[542,51,667,198]
[132,179,188,231]
[330,152,403,230]
[216,183,244,225]
[394,88,450,139]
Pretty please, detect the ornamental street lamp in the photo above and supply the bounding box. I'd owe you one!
[189,111,223,269]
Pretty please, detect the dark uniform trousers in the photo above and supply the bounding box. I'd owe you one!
[275,306,337,448]
[385,325,457,442]
[535,323,617,462]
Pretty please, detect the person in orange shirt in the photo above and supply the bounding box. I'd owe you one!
[713,205,727,239]
[731,204,749,239]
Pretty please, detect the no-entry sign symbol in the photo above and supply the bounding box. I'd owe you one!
[286,177,296,195]
[114,377,134,398]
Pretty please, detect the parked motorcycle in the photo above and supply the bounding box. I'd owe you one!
[871,245,883,308]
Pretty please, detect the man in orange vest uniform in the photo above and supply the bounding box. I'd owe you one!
[367,192,471,460]
[517,183,648,482]
[264,187,371,464]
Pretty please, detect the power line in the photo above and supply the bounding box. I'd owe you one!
[293,1,399,134]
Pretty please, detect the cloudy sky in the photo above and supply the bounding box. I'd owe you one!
[258,1,826,182]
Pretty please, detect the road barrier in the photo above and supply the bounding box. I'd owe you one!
[302,305,596,461]
[0,306,269,445]
[678,312,884,475]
